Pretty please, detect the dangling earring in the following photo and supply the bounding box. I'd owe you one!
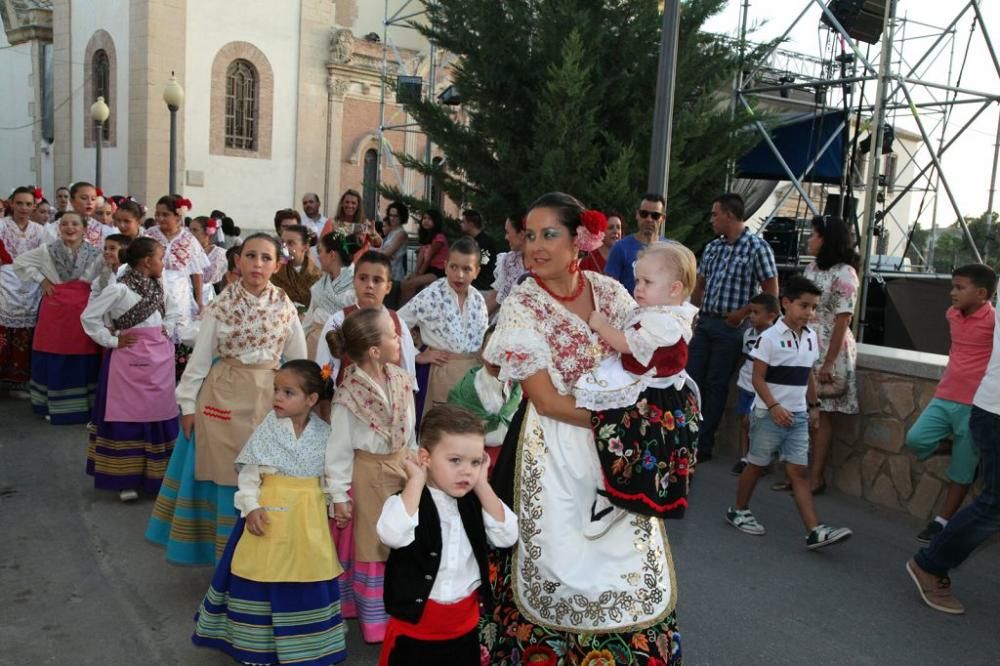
[568,259,579,274]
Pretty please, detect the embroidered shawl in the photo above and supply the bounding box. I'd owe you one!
[271,255,322,308]
[309,266,356,323]
[235,410,331,478]
[47,240,101,283]
[113,268,166,331]
[207,281,299,359]
[333,363,413,452]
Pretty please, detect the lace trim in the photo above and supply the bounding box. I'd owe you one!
[574,373,652,411]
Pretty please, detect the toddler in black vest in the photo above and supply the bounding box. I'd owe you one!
[376,404,518,666]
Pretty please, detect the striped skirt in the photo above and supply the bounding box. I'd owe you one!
[193,516,347,665]
[145,429,236,565]
[29,351,100,425]
[331,513,389,643]
[86,350,178,493]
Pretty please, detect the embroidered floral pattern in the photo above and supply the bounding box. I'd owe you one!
[398,277,488,353]
[235,410,331,477]
[145,227,209,275]
[332,364,413,452]
[206,281,298,359]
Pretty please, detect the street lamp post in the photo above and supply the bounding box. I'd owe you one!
[162,72,185,194]
[90,96,110,189]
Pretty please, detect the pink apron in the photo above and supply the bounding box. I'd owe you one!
[33,280,100,355]
[104,326,179,422]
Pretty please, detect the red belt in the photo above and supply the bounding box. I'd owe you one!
[378,592,480,666]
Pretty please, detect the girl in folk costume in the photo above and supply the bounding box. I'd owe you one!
[315,251,417,390]
[399,238,489,419]
[485,210,528,316]
[578,210,624,273]
[0,187,46,394]
[113,199,146,241]
[31,196,51,226]
[192,361,347,666]
[82,238,180,502]
[43,182,114,247]
[89,234,131,301]
[145,234,307,565]
[376,405,518,666]
[583,242,701,535]
[446,327,523,473]
[324,308,417,643]
[144,194,209,339]
[189,216,228,305]
[302,232,356,360]
[272,224,322,311]
[320,189,382,259]
[13,212,104,424]
[94,196,116,228]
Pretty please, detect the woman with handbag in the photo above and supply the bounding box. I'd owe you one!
[803,215,860,494]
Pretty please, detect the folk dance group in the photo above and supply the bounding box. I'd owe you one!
[3,185,712,665]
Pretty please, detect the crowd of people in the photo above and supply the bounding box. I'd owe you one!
[1,181,999,665]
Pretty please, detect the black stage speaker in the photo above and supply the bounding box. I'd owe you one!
[396,76,423,104]
[821,0,886,45]
[763,217,806,265]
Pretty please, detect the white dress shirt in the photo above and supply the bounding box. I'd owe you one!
[81,280,180,348]
[398,278,488,353]
[314,304,418,388]
[376,486,518,603]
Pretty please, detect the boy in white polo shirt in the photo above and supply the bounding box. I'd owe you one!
[726,275,853,550]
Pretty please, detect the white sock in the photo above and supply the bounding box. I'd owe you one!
[934,516,949,527]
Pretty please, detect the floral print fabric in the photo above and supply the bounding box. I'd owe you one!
[398,277,488,353]
[803,262,859,414]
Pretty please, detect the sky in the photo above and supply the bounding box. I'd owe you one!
[702,0,1000,229]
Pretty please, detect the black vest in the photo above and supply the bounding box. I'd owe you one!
[383,487,492,624]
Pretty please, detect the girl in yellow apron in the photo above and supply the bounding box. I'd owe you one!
[193,360,347,665]
[325,308,416,643]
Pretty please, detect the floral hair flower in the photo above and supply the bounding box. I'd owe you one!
[33,187,44,202]
[95,187,104,197]
[575,209,608,252]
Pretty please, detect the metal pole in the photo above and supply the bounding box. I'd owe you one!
[168,106,177,194]
[375,0,390,217]
[424,44,436,201]
[856,0,897,343]
[988,112,1000,230]
[726,0,751,191]
[95,121,103,190]
[647,0,681,198]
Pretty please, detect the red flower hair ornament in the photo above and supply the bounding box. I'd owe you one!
[575,209,608,253]
[33,187,44,202]
[176,197,193,217]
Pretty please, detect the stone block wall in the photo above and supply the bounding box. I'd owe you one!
[714,346,958,521]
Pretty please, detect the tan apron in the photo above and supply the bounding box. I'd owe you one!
[305,324,323,362]
[194,358,277,486]
[231,475,343,582]
[423,351,478,418]
[352,448,410,562]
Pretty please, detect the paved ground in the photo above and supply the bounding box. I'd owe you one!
[2,396,999,665]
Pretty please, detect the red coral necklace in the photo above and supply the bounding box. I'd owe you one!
[531,271,586,302]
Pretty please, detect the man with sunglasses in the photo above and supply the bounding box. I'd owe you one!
[604,193,667,293]
[688,192,778,463]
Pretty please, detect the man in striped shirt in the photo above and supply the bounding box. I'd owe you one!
[689,193,778,461]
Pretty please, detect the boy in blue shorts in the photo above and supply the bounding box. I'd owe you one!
[726,275,852,550]
[732,293,781,476]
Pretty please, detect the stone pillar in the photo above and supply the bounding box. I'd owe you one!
[52,0,71,189]
[324,70,349,211]
[293,0,334,205]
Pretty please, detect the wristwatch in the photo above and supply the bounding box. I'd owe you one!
[808,402,821,409]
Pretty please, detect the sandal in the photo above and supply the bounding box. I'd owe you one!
[770,481,793,492]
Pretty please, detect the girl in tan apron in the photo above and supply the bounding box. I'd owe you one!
[192,360,347,665]
[324,308,416,643]
[146,233,307,566]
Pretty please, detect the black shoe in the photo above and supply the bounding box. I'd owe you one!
[731,459,748,476]
[697,450,713,464]
[917,520,944,545]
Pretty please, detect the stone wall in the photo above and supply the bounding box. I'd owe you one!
[715,344,958,521]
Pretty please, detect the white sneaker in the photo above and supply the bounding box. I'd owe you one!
[584,493,627,540]
[119,489,139,502]
[726,506,766,535]
[8,389,30,400]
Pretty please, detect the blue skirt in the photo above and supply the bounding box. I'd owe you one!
[145,428,237,565]
[29,351,100,425]
[87,350,178,493]
[193,517,347,665]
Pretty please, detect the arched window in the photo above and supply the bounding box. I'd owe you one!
[92,49,110,141]
[225,60,258,150]
[363,148,378,220]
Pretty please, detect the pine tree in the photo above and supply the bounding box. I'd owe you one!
[383,0,761,251]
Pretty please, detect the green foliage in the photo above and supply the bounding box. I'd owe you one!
[908,211,1000,273]
[380,0,762,251]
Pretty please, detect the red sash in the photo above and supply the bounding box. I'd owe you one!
[33,280,99,355]
[378,592,479,666]
[334,305,404,387]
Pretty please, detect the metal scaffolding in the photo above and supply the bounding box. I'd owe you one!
[733,0,1000,341]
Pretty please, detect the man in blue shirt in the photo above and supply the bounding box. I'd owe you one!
[688,193,779,462]
[604,193,667,293]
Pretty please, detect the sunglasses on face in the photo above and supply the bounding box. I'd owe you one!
[638,210,663,221]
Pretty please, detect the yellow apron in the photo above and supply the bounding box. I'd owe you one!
[231,475,343,583]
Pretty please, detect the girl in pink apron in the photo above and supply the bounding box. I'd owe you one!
[145,233,307,566]
[81,237,181,502]
[13,212,104,424]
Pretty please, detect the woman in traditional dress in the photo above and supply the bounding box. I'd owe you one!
[189,216,228,305]
[482,192,681,665]
[302,231,356,359]
[145,233,306,565]
[82,237,180,502]
[579,209,624,273]
[113,199,146,241]
[485,210,528,316]
[13,212,104,424]
[0,186,46,395]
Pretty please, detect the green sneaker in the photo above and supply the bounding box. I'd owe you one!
[806,524,852,550]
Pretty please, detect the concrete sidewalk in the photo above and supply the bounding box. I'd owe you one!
[1,397,998,665]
